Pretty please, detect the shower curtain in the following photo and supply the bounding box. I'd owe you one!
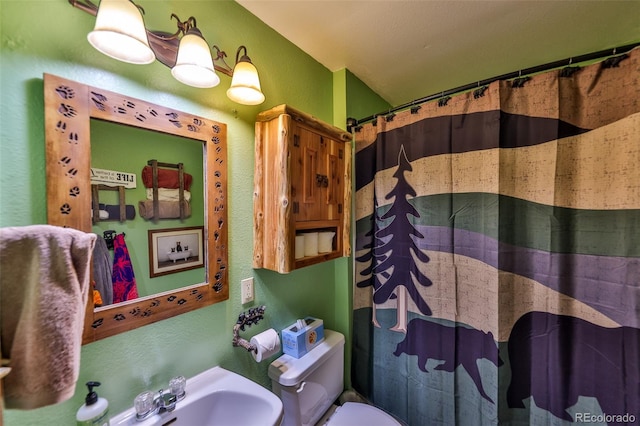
[353,49,639,425]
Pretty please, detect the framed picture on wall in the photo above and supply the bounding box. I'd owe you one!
[148,226,204,278]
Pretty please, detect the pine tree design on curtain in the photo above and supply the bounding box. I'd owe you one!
[368,145,432,332]
[355,191,387,328]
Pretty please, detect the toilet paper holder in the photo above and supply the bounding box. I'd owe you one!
[232,305,266,353]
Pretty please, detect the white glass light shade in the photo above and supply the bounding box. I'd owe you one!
[226,60,265,105]
[87,0,155,64]
[171,32,220,88]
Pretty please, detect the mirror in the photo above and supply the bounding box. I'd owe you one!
[44,74,228,343]
[90,120,205,300]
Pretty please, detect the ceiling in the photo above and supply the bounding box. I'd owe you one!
[236,1,640,108]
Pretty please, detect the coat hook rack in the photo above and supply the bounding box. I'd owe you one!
[103,230,117,250]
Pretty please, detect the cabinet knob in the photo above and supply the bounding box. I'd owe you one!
[316,174,329,187]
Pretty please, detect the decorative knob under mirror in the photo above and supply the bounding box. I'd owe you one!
[43,73,229,343]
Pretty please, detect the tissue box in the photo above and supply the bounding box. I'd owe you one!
[281,317,324,358]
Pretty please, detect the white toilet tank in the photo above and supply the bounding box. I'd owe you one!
[268,329,345,426]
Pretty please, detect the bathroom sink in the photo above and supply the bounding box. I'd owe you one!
[109,366,283,426]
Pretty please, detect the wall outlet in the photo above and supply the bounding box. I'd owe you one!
[241,277,254,304]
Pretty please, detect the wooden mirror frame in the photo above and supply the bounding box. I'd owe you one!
[44,74,228,343]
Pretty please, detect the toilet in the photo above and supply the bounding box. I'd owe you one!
[269,329,401,426]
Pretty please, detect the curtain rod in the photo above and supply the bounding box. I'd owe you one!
[348,42,640,130]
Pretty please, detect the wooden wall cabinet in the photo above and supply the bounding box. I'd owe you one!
[253,105,352,273]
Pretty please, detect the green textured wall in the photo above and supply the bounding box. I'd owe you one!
[0,1,368,424]
[345,69,392,123]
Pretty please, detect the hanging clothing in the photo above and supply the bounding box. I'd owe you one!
[112,233,139,303]
[92,235,113,306]
[92,282,104,306]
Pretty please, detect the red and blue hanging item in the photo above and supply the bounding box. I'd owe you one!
[112,233,139,303]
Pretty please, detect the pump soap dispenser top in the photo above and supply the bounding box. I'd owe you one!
[76,381,109,426]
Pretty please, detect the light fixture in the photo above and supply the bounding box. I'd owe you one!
[86,0,155,65]
[70,0,265,105]
[227,46,265,105]
[170,17,219,88]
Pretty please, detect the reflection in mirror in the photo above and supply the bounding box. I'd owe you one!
[90,120,205,307]
[44,74,228,343]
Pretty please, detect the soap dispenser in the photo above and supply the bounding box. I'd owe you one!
[76,381,109,426]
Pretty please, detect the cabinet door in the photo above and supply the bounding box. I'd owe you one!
[323,137,344,221]
[291,125,323,221]
[291,125,343,222]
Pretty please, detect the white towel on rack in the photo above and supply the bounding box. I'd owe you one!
[146,188,191,202]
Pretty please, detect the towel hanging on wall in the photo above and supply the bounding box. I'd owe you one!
[0,225,96,409]
[141,165,193,190]
[111,233,139,303]
[92,235,113,306]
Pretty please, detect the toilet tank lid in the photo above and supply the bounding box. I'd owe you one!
[268,329,345,386]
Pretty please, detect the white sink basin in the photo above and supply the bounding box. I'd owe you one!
[109,366,283,426]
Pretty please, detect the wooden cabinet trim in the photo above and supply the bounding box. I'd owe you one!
[253,105,352,273]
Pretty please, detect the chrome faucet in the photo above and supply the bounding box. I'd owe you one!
[157,389,177,413]
[134,376,186,422]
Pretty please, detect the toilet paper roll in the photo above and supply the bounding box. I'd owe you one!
[295,235,305,259]
[303,232,319,257]
[318,231,335,253]
[250,328,281,362]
